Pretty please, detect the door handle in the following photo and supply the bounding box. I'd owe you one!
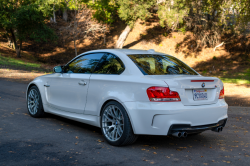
[78,81,87,86]
[44,84,50,87]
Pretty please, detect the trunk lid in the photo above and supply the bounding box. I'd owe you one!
[146,75,222,106]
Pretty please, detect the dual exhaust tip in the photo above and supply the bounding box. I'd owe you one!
[172,126,223,138]
[212,126,223,132]
[172,131,187,138]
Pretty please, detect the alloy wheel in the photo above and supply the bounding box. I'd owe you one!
[102,105,124,142]
[27,89,40,115]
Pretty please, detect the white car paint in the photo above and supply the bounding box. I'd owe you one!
[46,73,90,114]
[26,49,228,135]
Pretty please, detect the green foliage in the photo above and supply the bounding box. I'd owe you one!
[0,0,57,44]
[157,0,188,29]
[0,54,41,68]
[37,0,67,16]
[162,32,168,37]
[178,26,187,34]
[157,0,250,33]
[202,70,207,74]
[117,0,156,28]
[87,0,117,25]
[14,3,57,42]
[213,56,217,60]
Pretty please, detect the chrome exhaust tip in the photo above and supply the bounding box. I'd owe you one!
[181,132,187,138]
[212,126,222,132]
[172,132,182,138]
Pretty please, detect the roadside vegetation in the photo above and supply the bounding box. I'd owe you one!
[0,54,41,69]
[218,69,250,84]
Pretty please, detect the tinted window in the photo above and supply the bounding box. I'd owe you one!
[93,53,125,74]
[64,53,104,73]
[128,54,198,75]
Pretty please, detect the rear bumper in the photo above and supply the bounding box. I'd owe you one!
[123,99,228,135]
[168,118,227,135]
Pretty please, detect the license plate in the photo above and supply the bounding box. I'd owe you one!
[193,89,208,101]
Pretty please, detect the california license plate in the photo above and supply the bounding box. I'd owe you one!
[193,89,208,101]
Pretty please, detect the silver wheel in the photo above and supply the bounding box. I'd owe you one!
[102,105,124,142]
[27,89,39,115]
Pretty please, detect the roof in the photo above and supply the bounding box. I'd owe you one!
[90,49,165,55]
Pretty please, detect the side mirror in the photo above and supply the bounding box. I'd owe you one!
[53,66,63,73]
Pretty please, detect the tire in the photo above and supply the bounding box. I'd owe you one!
[100,101,138,146]
[27,86,44,118]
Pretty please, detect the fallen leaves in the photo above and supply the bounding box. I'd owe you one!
[176,147,187,151]
[97,139,104,142]
[231,145,238,147]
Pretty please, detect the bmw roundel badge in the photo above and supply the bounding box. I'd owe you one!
[201,82,205,88]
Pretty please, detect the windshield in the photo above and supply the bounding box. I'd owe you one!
[128,54,198,75]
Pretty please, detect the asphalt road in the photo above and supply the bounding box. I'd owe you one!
[0,79,250,166]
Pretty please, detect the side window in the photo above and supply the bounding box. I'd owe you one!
[64,53,104,74]
[93,53,125,74]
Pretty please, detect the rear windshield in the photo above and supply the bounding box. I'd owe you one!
[128,54,198,75]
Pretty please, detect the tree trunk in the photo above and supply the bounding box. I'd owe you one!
[74,39,77,56]
[10,28,21,58]
[58,8,62,16]
[73,8,77,56]
[7,35,13,48]
[114,25,131,49]
[53,5,56,23]
[63,9,68,21]
[50,5,57,23]
[19,39,22,54]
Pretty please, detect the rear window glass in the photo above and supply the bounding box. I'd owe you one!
[128,54,198,75]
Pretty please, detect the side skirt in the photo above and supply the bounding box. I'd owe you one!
[44,104,100,127]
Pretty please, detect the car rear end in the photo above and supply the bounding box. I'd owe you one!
[123,52,228,137]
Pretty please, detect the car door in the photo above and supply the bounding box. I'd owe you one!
[84,53,125,115]
[46,53,104,114]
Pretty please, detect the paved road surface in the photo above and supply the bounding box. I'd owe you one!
[0,79,249,166]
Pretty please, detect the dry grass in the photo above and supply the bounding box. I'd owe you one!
[0,69,45,83]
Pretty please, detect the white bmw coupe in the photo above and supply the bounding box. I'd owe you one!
[26,49,228,146]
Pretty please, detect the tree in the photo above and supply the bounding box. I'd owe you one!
[0,0,57,58]
[86,0,117,45]
[62,0,69,21]
[157,0,188,30]
[157,0,250,50]
[115,0,156,48]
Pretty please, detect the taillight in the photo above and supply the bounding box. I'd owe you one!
[219,87,224,99]
[147,87,181,102]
